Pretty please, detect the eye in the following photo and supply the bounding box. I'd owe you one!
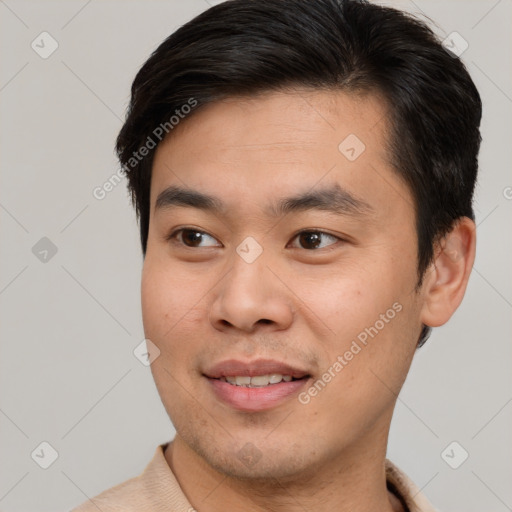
[166,228,342,251]
[288,230,341,250]
[167,228,221,248]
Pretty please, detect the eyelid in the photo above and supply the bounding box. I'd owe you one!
[166,227,222,247]
[287,229,343,250]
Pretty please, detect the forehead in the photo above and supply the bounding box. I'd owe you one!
[155,88,389,156]
[150,88,412,220]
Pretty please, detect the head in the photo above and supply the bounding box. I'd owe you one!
[117,0,480,481]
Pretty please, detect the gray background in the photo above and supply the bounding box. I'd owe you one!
[0,1,511,511]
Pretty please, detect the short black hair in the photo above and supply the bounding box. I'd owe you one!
[116,0,482,348]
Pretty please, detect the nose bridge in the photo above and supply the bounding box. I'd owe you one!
[209,239,293,332]
[223,242,271,309]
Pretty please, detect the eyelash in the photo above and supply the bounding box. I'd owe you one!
[165,227,344,251]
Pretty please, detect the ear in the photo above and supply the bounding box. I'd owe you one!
[419,217,476,328]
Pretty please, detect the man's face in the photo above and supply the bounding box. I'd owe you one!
[142,89,426,479]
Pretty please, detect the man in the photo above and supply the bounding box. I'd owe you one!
[73,0,481,510]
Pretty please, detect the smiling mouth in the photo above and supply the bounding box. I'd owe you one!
[216,374,308,387]
[205,362,311,411]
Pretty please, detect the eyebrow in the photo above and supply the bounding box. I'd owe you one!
[154,183,373,218]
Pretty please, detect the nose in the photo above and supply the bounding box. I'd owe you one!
[209,251,294,334]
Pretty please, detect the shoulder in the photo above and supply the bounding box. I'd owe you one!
[385,459,443,512]
[70,443,193,512]
[70,473,145,512]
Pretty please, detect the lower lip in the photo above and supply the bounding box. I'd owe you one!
[207,377,309,412]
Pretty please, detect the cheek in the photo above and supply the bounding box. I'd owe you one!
[296,257,419,381]
[299,284,419,438]
[297,261,403,340]
[141,261,206,405]
[141,259,204,345]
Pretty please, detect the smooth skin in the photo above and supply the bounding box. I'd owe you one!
[141,88,476,512]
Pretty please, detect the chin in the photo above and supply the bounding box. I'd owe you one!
[184,429,319,481]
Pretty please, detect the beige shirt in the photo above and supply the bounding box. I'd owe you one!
[71,442,440,512]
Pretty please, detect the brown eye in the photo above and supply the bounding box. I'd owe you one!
[290,231,340,250]
[169,229,220,248]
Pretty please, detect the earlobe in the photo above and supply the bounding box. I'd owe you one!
[420,217,476,328]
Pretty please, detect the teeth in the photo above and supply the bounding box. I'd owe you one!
[269,373,283,384]
[249,375,270,387]
[223,374,295,387]
[235,376,251,386]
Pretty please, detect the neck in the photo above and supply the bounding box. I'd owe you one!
[164,431,404,512]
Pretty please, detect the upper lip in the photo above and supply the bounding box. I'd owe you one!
[204,358,310,379]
